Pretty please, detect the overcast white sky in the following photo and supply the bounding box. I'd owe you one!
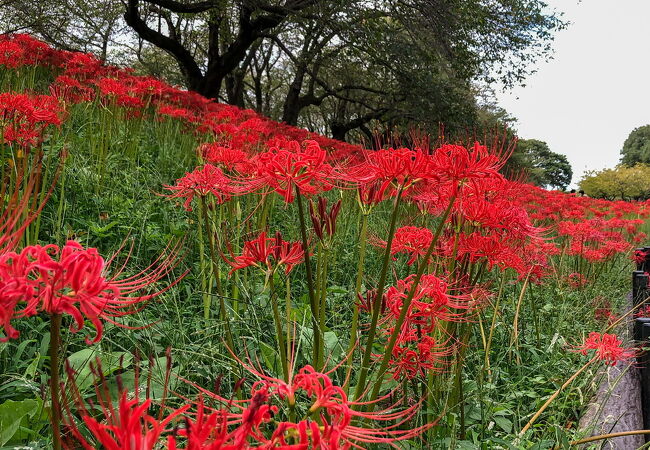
[495,0,650,187]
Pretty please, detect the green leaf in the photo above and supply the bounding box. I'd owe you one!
[0,398,39,445]
[494,415,513,433]
[259,342,280,376]
[67,348,133,391]
[323,331,344,366]
[23,353,40,380]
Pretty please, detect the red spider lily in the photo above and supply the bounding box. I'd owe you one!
[347,147,437,198]
[166,397,234,449]
[566,272,588,288]
[309,197,342,243]
[0,92,64,147]
[575,332,635,366]
[454,189,540,241]
[411,181,456,216]
[373,226,433,265]
[0,39,25,68]
[384,274,474,333]
[50,75,95,104]
[164,164,235,211]
[66,392,189,450]
[0,240,184,343]
[181,357,431,449]
[199,142,250,172]
[580,332,637,363]
[383,333,450,380]
[252,139,334,203]
[225,231,304,277]
[430,142,503,186]
[156,103,194,121]
[62,357,190,450]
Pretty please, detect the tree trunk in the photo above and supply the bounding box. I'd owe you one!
[282,66,307,125]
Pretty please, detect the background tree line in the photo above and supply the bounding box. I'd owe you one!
[579,125,650,200]
[0,0,572,188]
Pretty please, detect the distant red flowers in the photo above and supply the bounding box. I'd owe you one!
[374,226,433,265]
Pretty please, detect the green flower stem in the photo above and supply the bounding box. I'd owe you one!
[317,247,330,368]
[269,276,289,380]
[353,187,404,403]
[56,155,66,242]
[195,203,209,320]
[286,275,292,370]
[199,197,234,351]
[343,210,369,395]
[366,193,457,409]
[295,187,321,369]
[49,313,62,450]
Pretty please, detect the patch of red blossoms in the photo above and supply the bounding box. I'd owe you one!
[576,332,635,366]
[0,92,64,147]
[164,164,235,211]
[225,231,305,276]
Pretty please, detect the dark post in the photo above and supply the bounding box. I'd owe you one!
[636,319,650,440]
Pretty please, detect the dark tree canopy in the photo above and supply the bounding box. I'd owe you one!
[620,125,650,166]
[504,139,572,190]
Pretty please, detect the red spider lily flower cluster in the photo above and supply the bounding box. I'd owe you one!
[634,249,649,266]
[373,226,433,266]
[3,35,645,275]
[384,333,451,380]
[225,231,305,277]
[163,164,235,211]
[63,357,430,449]
[576,332,636,366]
[346,147,437,198]
[180,360,431,448]
[566,272,588,288]
[199,142,250,172]
[557,218,634,262]
[0,240,182,344]
[251,140,335,203]
[375,274,476,380]
[429,143,504,186]
[0,92,64,147]
[66,391,189,450]
[385,274,475,331]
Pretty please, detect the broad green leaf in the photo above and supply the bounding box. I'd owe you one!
[0,398,39,445]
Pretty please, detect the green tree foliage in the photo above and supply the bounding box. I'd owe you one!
[620,125,650,166]
[504,139,572,190]
[579,164,650,200]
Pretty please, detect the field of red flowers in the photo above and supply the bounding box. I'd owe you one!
[0,34,647,448]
